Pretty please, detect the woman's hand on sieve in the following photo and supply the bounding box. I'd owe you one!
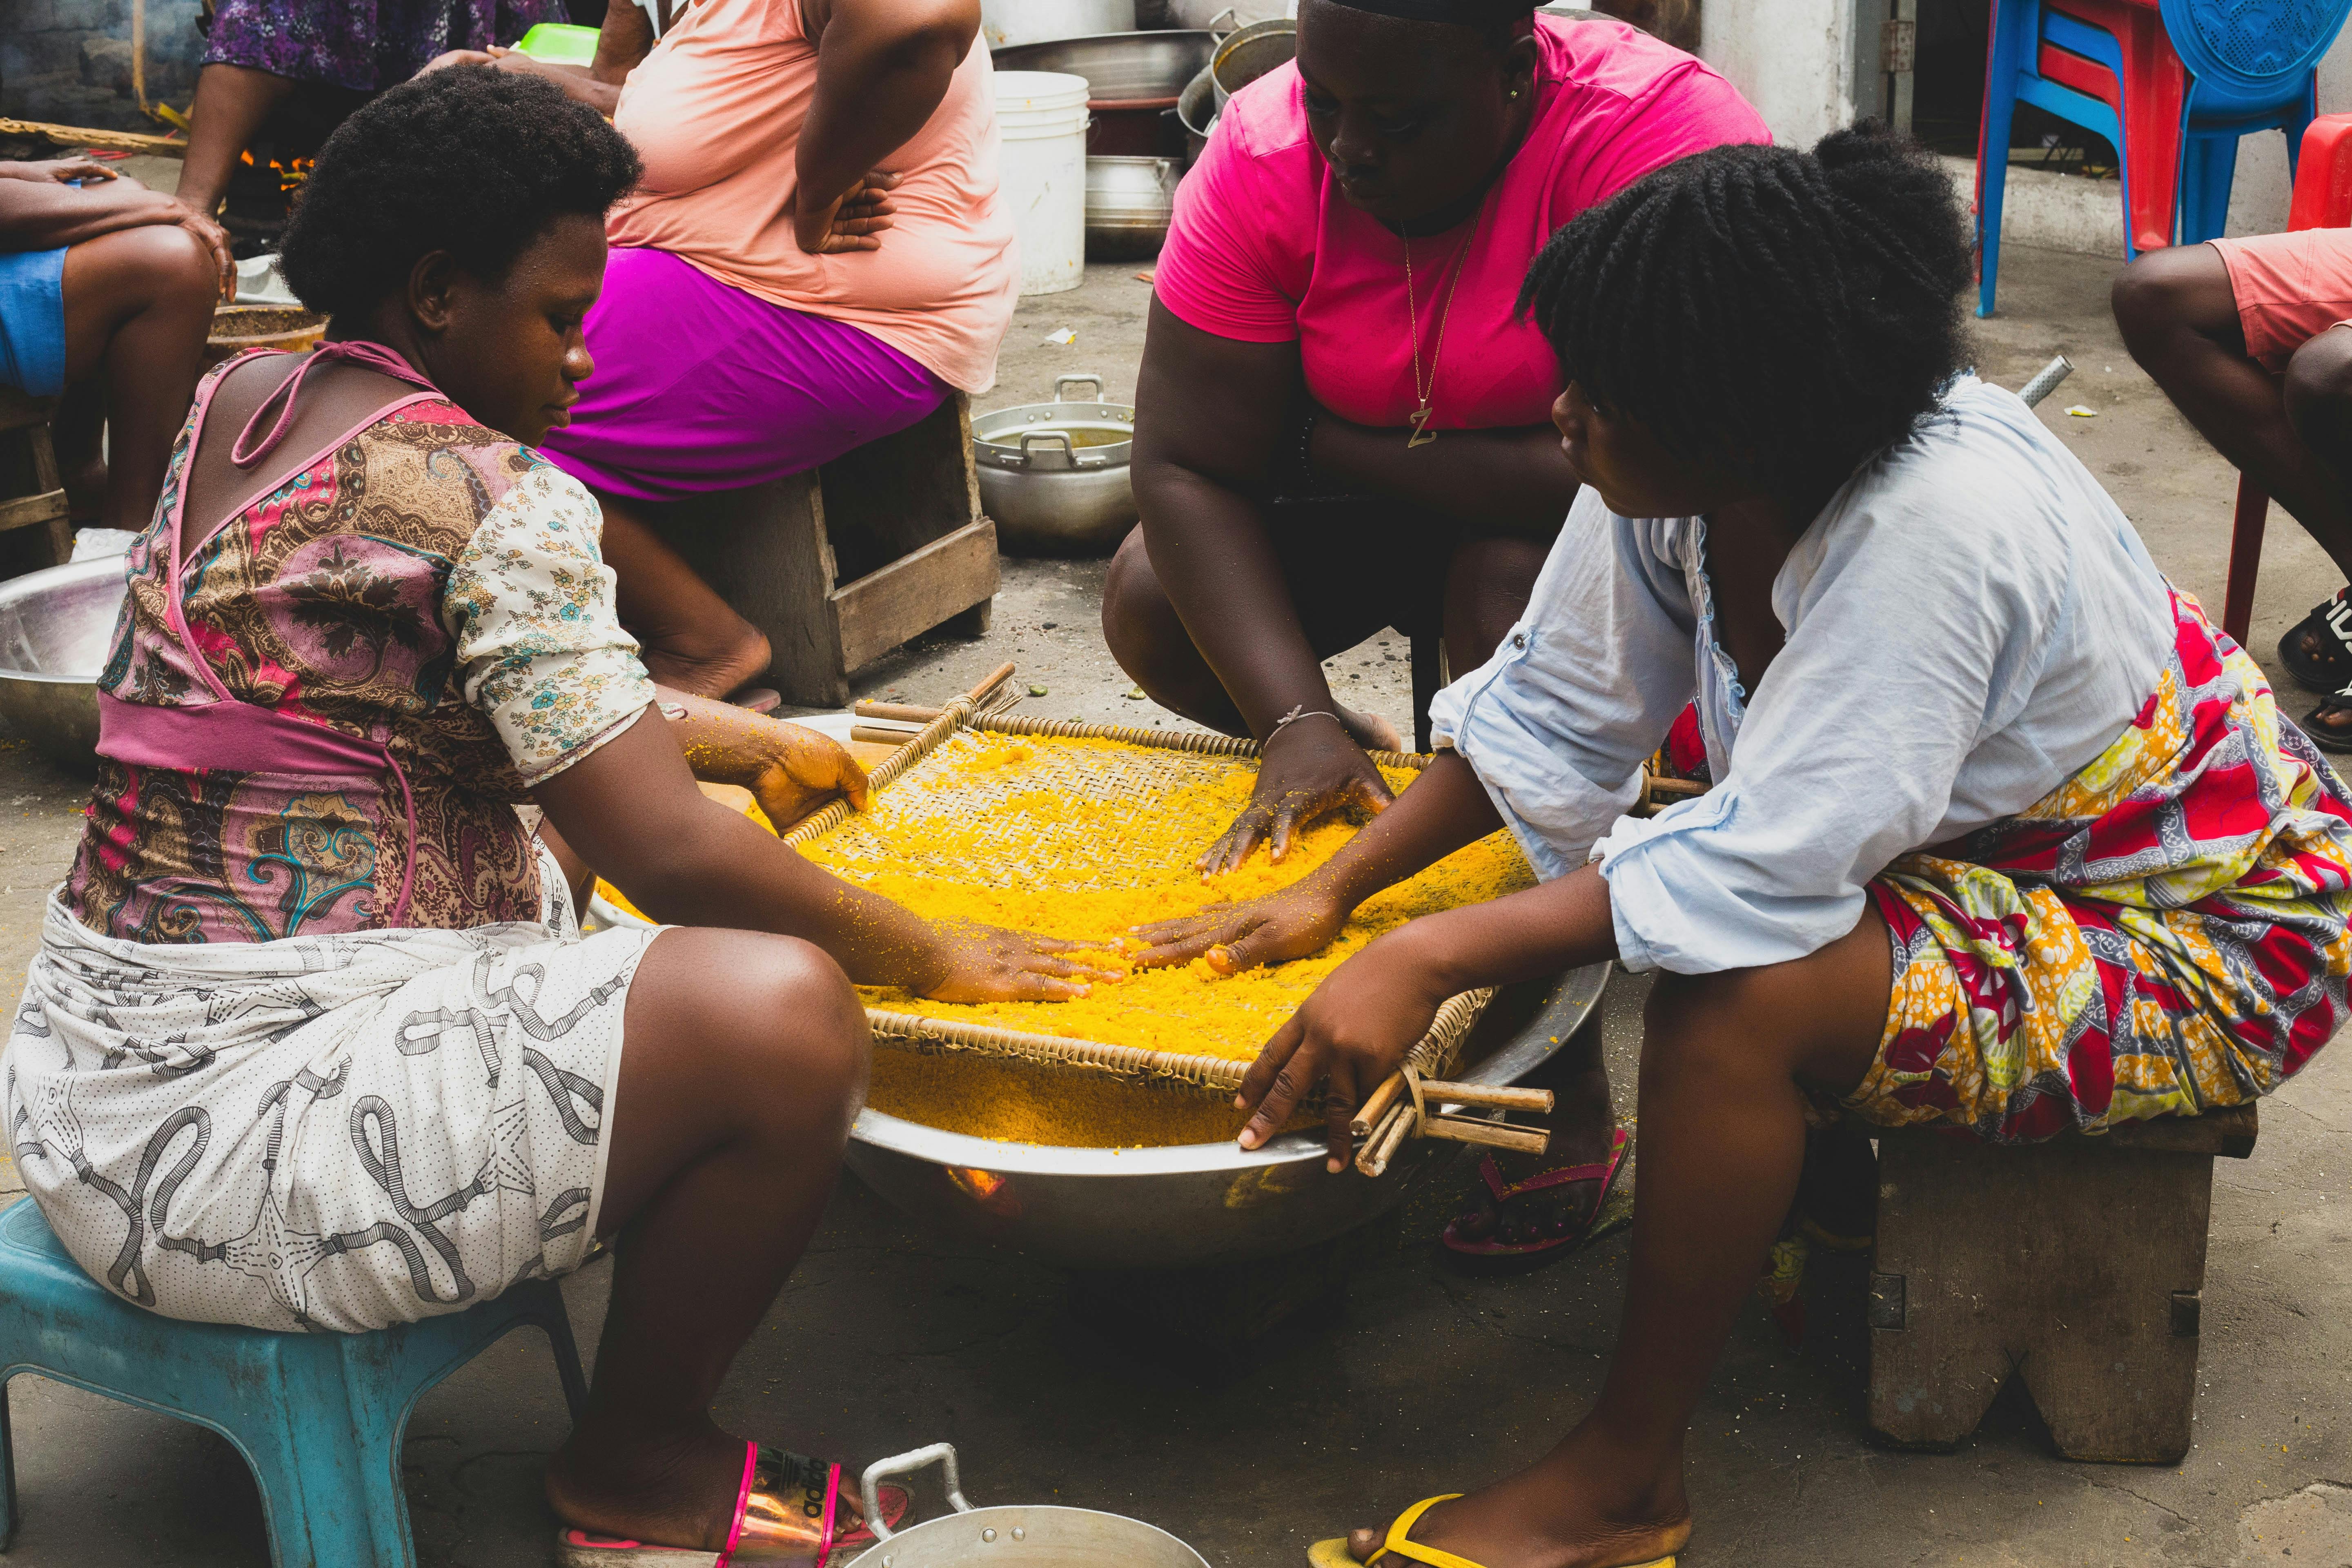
[1234,928,1453,1172]
[919,923,1126,1004]
[657,694,872,830]
[1197,717,1394,876]
[1128,878,1349,973]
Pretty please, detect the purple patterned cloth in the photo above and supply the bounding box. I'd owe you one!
[537,247,951,502]
[202,0,564,91]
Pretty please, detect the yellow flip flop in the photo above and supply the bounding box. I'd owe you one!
[1305,1494,1678,1568]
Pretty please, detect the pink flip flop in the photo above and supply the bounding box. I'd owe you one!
[1441,1126,1632,1270]
[557,1443,909,1567]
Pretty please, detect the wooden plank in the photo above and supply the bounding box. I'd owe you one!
[0,390,56,435]
[827,518,999,675]
[0,489,67,534]
[1869,1133,2214,1463]
[0,117,186,156]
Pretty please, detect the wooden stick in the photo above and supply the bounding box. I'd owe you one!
[968,662,1017,705]
[1355,1100,1415,1178]
[1418,1116,1550,1155]
[1647,777,1708,800]
[1350,1071,1410,1140]
[1417,1080,1555,1114]
[853,700,944,723]
[0,117,185,156]
[851,723,923,747]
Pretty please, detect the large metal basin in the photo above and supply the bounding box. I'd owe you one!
[846,962,1608,1271]
[991,30,1215,98]
[0,555,128,766]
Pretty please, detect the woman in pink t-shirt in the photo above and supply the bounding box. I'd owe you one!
[1112,0,1763,1257]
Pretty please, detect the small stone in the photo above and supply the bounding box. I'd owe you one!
[1028,683,1048,697]
[1040,621,1057,630]
[1124,688,1146,700]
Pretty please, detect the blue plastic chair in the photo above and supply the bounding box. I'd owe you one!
[0,1197,587,1567]
[1977,0,2352,317]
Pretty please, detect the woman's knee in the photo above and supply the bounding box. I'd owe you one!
[2110,244,2235,357]
[1101,526,1187,679]
[732,935,867,1105]
[2284,326,2352,444]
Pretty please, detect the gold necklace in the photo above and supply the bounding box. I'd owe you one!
[1402,231,1474,448]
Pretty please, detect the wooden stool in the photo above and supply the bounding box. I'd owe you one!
[653,394,998,707]
[0,389,73,574]
[1865,1103,2258,1464]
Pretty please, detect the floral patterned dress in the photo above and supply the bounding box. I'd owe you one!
[6,352,662,1332]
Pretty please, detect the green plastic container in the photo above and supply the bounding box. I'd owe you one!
[513,22,599,64]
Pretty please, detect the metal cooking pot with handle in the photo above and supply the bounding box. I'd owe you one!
[844,1443,1209,1568]
[972,373,1137,558]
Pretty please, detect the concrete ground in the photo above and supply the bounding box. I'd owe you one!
[0,242,2348,1568]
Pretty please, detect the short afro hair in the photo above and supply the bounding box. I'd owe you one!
[1520,122,1973,503]
[279,65,641,323]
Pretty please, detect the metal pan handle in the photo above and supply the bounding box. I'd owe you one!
[1016,429,1078,469]
[1207,5,1238,35]
[861,1442,973,1544]
[1053,373,1105,402]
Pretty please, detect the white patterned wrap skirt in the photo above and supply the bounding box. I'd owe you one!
[4,862,657,1333]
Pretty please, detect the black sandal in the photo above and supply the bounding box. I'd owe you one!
[2278,588,2352,691]
[2303,689,2352,754]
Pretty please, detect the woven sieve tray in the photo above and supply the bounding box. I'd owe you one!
[785,695,1499,1096]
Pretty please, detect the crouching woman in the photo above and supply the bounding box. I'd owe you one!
[4,67,1098,1567]
[1138,127,2352,1568]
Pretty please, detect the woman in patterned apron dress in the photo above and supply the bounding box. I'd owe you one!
[4,69,1109,1568]
[1139,129,2352,1568]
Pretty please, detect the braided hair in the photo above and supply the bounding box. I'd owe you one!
[1520,122,1973,503]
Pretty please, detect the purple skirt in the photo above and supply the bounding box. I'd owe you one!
[538,248,950,503]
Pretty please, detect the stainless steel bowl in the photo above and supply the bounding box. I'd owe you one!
[844,963,1608,1271]
[980,0,1135,50]
[972,374,1137,557]
[1210,16,1294,108]
[991,29,1215,98]
[0,555,128,766]
[1085,155,1179,259]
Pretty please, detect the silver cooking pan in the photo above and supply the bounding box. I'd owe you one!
[843,1444,1209,1568]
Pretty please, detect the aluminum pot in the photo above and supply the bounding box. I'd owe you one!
[971,373,1136,557]
[844,963,1606,1271]
[993,29,1215,155]
[1177,64,1217,165]
[1085,155,1179,258]
[843,1446,1208,1568]
[981,0,1134,50]
[1210,16,1294,108]
[0,554,127,767]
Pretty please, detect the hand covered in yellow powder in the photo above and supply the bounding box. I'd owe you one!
[919,922,1127,1004]
[1234,927,1454,1172]
[1128,878,1349,974]
[657,690,871,831]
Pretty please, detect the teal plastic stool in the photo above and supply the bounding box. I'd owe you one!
[0,1196,588,1566]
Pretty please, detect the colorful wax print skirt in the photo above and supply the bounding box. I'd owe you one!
[1855,591,2352,1142]
[5,851,657,1332]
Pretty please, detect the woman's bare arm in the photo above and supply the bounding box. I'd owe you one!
[793,0,977,251]
[1309,411,1579,532]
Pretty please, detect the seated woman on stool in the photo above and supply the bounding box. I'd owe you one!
[520,0,1015,704]
[2113,229,2352,751]
[1115,0,1764,1265]
[1139,126,2352,1568]
[4,68,1099,1568]
[0,157,230,533]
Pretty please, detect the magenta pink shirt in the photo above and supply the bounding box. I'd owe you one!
[1153,16,1768,431]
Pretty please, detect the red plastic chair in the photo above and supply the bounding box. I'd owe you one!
[2035,0,2185,256]
[2221,113,2352,648]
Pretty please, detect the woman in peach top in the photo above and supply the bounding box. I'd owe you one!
[521,0,1016,702]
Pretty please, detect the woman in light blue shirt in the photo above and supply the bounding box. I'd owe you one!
[1140,127,2352,1568]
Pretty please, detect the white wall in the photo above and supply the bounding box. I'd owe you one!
[1699,0,1866,147]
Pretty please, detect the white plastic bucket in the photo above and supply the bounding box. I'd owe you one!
[995,71,1091,296]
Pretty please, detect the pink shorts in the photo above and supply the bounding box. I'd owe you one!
[2208,230,2352,372]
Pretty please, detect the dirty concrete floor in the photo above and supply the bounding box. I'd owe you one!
[0,245,2349,1568]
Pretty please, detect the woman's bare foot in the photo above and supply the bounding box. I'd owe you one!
[1343,1437,1691,1568]
[545,1421,748,1550]
[1337,704,1404,754]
